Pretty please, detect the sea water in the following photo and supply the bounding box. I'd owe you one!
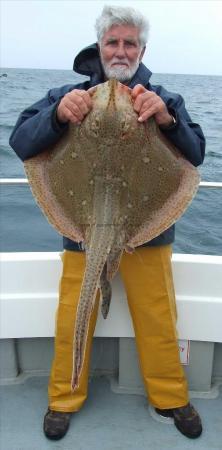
[0,68,221,254]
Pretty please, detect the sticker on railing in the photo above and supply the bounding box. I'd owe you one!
[179,339,190,365]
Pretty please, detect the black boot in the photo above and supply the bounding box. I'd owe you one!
[155,403,202,439]
[43,408,72,440]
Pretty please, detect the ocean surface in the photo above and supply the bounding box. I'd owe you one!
[0,68,221,255]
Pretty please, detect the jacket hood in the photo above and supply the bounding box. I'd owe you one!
[73,43,104,78]
[73,43,152,87]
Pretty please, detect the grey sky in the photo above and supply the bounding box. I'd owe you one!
[1,0,222,75]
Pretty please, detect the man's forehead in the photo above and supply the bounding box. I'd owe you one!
[102,25,140,41]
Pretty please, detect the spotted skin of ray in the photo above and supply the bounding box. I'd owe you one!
[24,79,200,391]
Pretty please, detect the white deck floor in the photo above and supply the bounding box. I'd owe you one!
[0,375,221,450]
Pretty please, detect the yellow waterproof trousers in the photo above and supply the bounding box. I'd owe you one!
[48,245,189,412]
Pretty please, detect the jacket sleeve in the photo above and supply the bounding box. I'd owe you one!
[9,85,78,161]
[156,86,205,167]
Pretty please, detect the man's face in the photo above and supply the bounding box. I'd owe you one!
[99,25,145,82]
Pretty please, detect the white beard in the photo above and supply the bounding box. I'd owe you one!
[101,56,140,83]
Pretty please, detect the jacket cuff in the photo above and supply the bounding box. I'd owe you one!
[159,107,178,132]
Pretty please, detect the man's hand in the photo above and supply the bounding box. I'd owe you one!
[131,84,174,127]
[56,89,92,125]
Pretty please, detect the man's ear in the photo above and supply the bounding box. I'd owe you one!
[139,46,146,62]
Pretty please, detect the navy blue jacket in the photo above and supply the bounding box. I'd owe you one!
[9,44,205,251]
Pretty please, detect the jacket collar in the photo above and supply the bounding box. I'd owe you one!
[73,43,152,87]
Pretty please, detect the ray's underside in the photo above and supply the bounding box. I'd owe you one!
[24,79,200,390]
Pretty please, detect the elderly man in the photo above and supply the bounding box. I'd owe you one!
[10,5,205,441]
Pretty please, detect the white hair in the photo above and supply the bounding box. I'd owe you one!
[95,5,149,47]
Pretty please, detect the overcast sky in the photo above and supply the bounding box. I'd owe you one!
[1,0,222,75]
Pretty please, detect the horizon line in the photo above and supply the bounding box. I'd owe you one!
[1,67,221,77]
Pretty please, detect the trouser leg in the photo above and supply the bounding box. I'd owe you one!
[48,250,99,412]
[119,245,189,409]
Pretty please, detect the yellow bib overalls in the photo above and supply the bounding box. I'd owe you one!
[48,245,189,411]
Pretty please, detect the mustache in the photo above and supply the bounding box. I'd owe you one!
[109,58,130,65]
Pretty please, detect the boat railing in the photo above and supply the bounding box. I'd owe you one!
[1,179,222,188]
[0,178,222,343]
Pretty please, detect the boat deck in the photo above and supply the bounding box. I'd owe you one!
[1,375,221,450]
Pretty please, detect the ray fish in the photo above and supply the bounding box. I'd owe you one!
[24,79,200,390]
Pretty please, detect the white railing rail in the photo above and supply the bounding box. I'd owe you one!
[0,179,222,188]
[0,178,29,184]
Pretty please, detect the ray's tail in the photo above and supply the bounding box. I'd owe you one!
[71,177,122,391]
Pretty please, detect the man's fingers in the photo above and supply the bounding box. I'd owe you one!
[131,87,168,123]
[57,89,93,124]
[68,93,90,115]
[138,106,157,122]
[76,90,93,109]
[139,97,158,116]
[65,98,85,120]
[62,106,81,124]
[65,89,92,113]
[131,84,147,99]
[138,101,165,122]
[133,92,150,113]
[74,97,89,116]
